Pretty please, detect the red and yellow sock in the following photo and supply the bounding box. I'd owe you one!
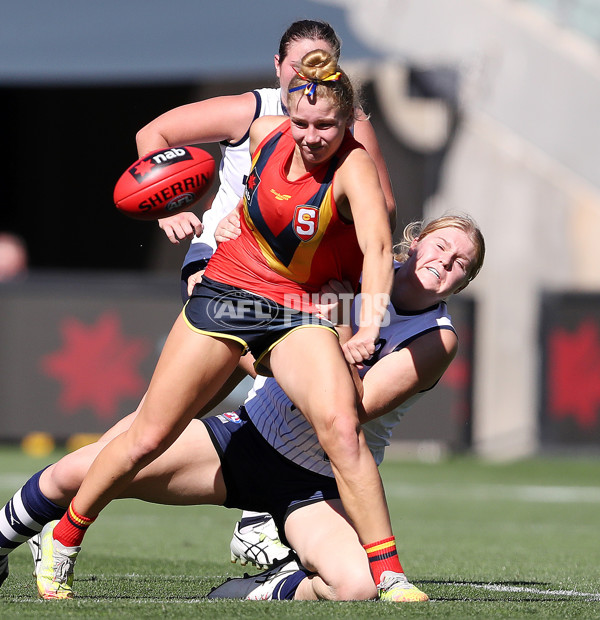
[53,502,96,548]
[363,536,403,585]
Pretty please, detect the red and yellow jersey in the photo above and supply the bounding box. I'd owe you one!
[204,120,364,311]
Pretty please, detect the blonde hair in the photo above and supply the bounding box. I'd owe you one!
[287,49,357,120]
[393,214,485,283]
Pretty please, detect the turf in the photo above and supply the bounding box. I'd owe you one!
[1,447,599,619]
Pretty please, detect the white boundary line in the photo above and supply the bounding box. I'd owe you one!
[453,582,600,601]
[383,482,600,503]
[5,580,600,604]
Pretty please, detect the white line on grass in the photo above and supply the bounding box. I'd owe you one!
[8,579,600,604]
[453,582,600,601]
[95,574,600,602]
[384,482,600,503]
[10,587,600,605]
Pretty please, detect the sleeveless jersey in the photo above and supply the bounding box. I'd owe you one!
[185,88,284,264]
[204,120,363,310]
[244,296,456,475]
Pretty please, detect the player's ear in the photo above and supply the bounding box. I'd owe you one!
[274,55,281,79]
[407,238,419,256]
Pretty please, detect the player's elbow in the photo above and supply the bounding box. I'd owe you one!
[135,124,165,157]
[135,125,150,152]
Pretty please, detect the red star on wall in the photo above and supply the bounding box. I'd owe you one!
[40,312,151,419]
[548,319,600,429]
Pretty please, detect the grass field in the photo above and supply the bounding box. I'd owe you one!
[1,447,599,619]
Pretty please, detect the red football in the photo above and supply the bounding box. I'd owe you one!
[114,146,216,220]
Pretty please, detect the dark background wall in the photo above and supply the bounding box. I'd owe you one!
[0,273,476,450]
[2,83,203,272]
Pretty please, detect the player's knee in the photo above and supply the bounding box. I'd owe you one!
[316,412,361,462]
[124,428,172,466]
[48,455,89,501]
[328,567,377,601]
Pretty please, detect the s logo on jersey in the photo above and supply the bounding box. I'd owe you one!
[293,205,319,241]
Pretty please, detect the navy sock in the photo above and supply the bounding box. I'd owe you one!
[273,569,311,600]
[0,467,66,555]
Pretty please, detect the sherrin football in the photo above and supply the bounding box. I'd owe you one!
[114,146,216,220]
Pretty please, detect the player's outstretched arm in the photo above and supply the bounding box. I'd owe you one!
[136,92,258,243]
[136,92,259,156]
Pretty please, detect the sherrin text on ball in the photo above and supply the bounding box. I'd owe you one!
[114,146,216,220]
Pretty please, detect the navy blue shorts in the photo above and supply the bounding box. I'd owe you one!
[183,276,336,374]
[202,407,340,546]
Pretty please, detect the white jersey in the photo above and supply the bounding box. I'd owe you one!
[244,296,456,476]
[190,88,284,256]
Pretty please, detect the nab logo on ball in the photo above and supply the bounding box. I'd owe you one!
[128,147,193,184]
[114,146,216,221]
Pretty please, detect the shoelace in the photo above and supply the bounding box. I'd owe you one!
[379,572,411,591]
[53,556,74,583]
[257,533,287,548]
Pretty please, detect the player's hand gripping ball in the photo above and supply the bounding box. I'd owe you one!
[114,146,216,220]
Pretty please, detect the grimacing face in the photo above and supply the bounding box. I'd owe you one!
[408,227,476,297]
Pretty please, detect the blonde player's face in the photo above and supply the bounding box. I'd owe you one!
[288,95,350,169]
[275,38,337,107]
[406,227,476,299]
